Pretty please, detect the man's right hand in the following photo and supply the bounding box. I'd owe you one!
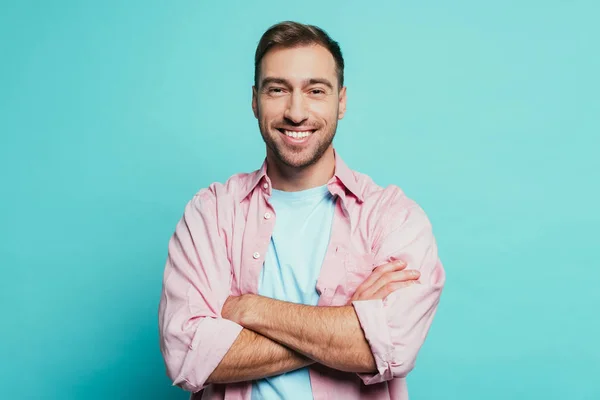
[348,259,420,303]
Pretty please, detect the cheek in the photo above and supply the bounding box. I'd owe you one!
[310,101,338,120]
[259,101,285,121]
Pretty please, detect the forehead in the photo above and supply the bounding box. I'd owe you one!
[260,44,337,85]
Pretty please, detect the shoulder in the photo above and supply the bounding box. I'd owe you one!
[357,175,432,236]
[191,170,255,203]
[186,170,255,215]
[357,173,416,214]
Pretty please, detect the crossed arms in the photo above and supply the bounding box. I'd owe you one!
[158,189,445,393]
[207,259,421,384]
[207,298,368,384]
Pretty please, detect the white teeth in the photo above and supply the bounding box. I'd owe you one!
[283,130,312,139]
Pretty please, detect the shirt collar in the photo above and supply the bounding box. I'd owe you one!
[240,159,269,202]
[239,148,364,203]
[329,149,364,203]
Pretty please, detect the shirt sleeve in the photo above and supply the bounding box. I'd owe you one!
[158,189,243,393]
[351,189,446,385]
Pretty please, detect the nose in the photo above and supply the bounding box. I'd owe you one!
[283,91,309,124]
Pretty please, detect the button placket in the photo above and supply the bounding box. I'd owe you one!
[252,205,275,264]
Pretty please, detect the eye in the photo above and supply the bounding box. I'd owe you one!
[309,88,326,96]
[267,87,286,95]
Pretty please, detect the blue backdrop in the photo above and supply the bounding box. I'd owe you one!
[1,1,598,399]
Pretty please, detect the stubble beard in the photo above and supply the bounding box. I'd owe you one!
[258,115,338,170]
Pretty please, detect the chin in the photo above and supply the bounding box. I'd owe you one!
[277,149,321,168]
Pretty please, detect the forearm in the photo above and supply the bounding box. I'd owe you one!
[207,328,315,384]
[239,295,376,373]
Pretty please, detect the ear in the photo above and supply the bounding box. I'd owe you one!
[252,86,259,119]
[337,86,347,120]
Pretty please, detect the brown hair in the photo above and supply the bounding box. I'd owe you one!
[254,21,345,89]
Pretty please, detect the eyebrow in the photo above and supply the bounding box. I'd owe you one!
[260,77,334,90]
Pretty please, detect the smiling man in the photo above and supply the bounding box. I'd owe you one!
[159,21,445,400]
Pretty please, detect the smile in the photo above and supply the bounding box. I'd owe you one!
[277,129,316,139]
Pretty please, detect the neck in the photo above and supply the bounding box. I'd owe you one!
[266,146,335,192]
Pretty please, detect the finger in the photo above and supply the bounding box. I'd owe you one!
[353,259,407,298]
[359,269,420,300]
[371,279,420,300]
[352,262,406,300]
[367,269,420,296]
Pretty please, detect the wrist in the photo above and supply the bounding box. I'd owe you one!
[238,293,258,328]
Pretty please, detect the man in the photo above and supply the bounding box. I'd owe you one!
[159,21,445,400]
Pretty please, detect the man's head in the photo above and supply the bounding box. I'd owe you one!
[252,21,347,170]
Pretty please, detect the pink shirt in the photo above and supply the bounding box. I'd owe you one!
[158,150,446,399]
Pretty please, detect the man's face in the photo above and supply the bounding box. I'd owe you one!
[252,44,347,169]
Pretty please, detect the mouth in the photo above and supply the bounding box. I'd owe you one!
[276,128,317,142]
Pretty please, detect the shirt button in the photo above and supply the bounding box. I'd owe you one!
[262,182,269,190]
[264,212,272,220]
[253,252,260,259]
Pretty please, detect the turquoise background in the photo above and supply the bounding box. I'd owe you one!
[1,1,598,399]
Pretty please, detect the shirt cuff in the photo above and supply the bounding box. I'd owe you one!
[172,317,243,392]
[351,299,400,385]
